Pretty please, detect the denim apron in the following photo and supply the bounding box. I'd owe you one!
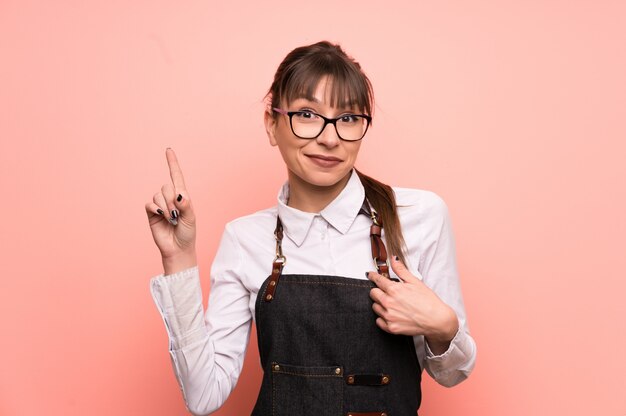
[251,201,422,416]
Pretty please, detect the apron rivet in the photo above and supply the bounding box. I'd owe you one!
[335,367,341,375]
[347,376,354,384]
[273,268,279,273]
[273,364,280,371]
[382,376,390,384]
[266,294,273,301]
[381,413,388,416]
[269,280,276,286]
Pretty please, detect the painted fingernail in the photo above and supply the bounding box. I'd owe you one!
[365,272,370,278]
[171,209,179,219]
[157,208,164,215]
[168,217,178,226]
[394,256,399,261]
[177,194,183,202]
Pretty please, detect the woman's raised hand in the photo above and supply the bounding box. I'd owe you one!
[145,148,197,274]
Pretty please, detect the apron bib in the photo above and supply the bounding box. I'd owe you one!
[251,201,422,416]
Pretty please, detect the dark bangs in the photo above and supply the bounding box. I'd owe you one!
[268,42,374,117]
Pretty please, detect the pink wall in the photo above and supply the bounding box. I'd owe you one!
[1,1,625,414]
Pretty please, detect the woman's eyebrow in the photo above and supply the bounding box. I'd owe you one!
[291,96,320,103]
[291,96,358,112]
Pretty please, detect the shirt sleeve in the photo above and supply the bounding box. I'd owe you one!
[418,194,477,387]
[149,223,252,415]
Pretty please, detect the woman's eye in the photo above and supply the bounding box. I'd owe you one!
[340,114,358,123]
[295,111,318,120]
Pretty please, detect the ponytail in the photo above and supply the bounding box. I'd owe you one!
[355,169,408,266]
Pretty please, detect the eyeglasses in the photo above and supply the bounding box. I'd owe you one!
[273,108,371,142]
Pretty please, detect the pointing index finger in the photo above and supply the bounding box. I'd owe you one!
[166,148,187,190]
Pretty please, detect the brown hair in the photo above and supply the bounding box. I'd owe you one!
[266,41,408,265]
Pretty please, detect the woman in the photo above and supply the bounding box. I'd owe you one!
[146,41,476,415]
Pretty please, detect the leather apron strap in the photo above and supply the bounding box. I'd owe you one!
[264,198,390,302]
[360,199,390,278]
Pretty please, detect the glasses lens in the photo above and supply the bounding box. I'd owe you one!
[336,115,368,141]
[290,112,324,139]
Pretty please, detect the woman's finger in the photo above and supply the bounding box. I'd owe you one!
[161,182,178,225]
[375,317,391,333]
[371,301,387,319]
[166,148,187,192]
[390,255,423,284]
[145,201,165,217]
[369,287,388,308]
[153,192,168,215]
[366,271,394,292]
[165,148,193,223]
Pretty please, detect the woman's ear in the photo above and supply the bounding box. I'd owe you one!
[264,109,278,147]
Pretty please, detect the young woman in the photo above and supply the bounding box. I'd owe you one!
[146,41,476,416]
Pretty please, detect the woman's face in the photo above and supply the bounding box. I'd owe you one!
[265,76,363,189]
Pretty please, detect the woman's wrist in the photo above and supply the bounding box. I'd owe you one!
[424,305,459,352]
[162,251,198,276]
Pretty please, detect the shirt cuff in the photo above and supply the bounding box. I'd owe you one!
[149,265,208,350]
[424,325,461,359]
[423,325,475,386]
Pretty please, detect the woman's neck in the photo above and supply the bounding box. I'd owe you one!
[286,170,352,213]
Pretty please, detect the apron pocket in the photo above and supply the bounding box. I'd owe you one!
[271,362,344,416]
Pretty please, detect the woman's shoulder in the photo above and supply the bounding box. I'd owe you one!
[390,187,453,248]
[391,186,449,218]
[222,205,278,238]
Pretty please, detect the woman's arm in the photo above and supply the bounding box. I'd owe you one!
[418,194,476,387]
[150,223,251,415]
[367,191,476,388]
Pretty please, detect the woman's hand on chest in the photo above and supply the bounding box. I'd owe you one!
[367,256,459,353]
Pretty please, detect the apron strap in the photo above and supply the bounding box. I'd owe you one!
[361,199,390,278]
[265,198,390,302]
[263,217,286,302]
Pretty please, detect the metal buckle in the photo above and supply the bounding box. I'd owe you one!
[274,230,286,265]
[370,208,380,226]
[373,257,388,274]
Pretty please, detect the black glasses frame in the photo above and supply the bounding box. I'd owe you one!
[273,108,371,142]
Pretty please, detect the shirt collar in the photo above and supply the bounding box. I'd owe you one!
[276,169,366,247]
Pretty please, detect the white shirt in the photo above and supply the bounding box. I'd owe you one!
[150,170,477,416]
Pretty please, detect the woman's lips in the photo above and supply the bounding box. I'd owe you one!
[305,154,343,168]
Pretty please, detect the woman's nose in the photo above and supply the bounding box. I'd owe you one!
[315,122,341,148]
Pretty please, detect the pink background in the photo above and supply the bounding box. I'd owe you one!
[1,1,625,415]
